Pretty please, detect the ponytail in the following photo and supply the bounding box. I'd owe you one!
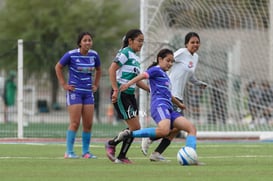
[122,29,143,48]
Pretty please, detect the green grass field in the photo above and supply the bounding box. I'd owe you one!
[1,122,273,138]
[0,140,272,181]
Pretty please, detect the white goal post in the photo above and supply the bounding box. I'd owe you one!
[17,40,37,138]
[17,39,24,138]
[139,0,273,140]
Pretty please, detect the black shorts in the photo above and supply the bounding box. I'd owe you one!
[113,92,138,120]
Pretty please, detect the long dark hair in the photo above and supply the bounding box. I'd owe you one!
[77,32,92,47]
[122,29,143,48]
[147,49,173,69]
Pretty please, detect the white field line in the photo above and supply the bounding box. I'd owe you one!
[0,155,272,160]
[0,143,271,160]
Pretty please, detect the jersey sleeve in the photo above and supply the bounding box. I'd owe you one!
[174,48,185,63]
[94,53,101,67]
[146,66,159,78]
[59,52,71,66]
[113,51,128,67]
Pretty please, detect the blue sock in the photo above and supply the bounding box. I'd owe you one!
[132,127,156,138]
[185,135,197,150]
[66,130,76,154]
[82,131,91,155]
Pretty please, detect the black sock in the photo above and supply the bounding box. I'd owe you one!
[154,138,171,154]
[108,128,129,146]
[108,137,121,146]
[117,137,134,159]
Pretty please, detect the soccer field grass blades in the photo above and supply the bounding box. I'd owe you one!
[195,161,206,166]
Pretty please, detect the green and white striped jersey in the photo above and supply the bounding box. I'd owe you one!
[114,47,140,95]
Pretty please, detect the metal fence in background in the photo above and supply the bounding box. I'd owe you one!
[0,72,129,138]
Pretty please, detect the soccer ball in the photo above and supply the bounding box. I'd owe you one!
[177,146,198,166]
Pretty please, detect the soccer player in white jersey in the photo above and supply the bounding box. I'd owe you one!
[142,32,207,161]
[55,32,101,159]
[105,29,149,164]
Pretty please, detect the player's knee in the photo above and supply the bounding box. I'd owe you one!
[157,128,170,137]
[70,121,80,130]
[188,124,197,135]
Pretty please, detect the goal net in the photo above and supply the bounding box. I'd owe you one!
[140,0,273,140]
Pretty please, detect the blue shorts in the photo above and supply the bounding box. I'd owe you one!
[66,91,94,105]
[151,104,181,129]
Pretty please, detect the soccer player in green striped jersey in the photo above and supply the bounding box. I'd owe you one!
[105,29,149,164]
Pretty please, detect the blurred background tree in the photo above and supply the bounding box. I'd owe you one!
[0,0,139,106]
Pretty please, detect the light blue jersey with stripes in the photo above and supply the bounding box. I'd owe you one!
[59,48,101,94]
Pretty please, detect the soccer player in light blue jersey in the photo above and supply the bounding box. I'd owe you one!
[105,29,149,164]
[55,32,101,159]
[118,49,198,162]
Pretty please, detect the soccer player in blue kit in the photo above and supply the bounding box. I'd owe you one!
[55,32,101,159]
[142,32,207,161]
[118,49,197,158]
